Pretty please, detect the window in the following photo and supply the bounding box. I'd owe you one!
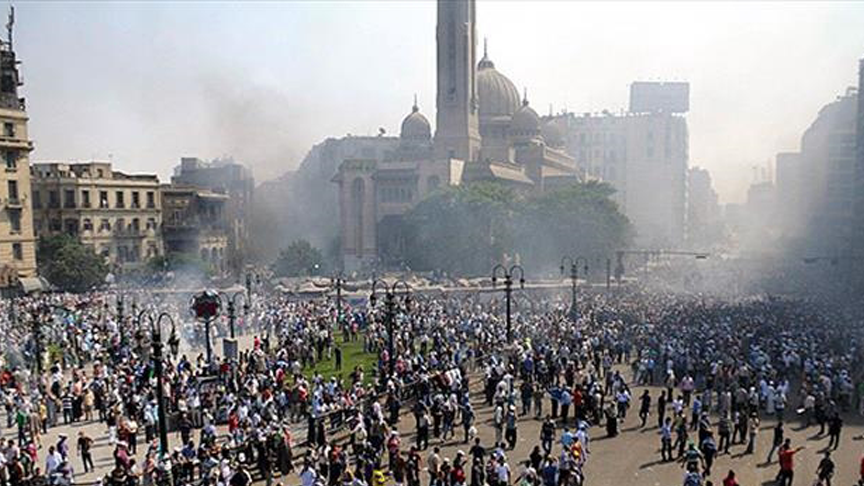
[65,219,78,235]
[3,122,14,138]
[63,189,75,208]
[96,169,104,178]
[11,243,22,261]
[131,218,140,232]
[146,191,155,208]
[131,191,140,208]
[48,190,59,208]
[115,191,125,208]
[99,191,109,208]
[81,190,90,208]
[4,150,15,170]
[9,210,20,232]
[6,180,17,202]
[82,218,93,231]
[146,217,157,230]
[115,218,125,233]
[31,190,40,209]
[99,219,110,232]
[50,219,61,232]
[1,75,14,94]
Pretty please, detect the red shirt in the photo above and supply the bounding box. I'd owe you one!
[723,477,738,486]
[779,448,797,471]
[859,456,864,477]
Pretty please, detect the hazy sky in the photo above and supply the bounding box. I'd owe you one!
[13,1,864,203]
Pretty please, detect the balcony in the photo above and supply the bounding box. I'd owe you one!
[0,137,33,151]
[3,196,22,208]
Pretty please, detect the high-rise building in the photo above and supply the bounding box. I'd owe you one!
[30,161,163,270]
[774,152,803,238]
[774,87,857,256]
[0,19,36,280]
[686,167,721,247]
[549,83,690,248]
[800,88,857,255]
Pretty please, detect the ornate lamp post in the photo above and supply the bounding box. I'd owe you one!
[136,310,176,486]
[331,272,346,332]
[560,256,588,320]
[369,279,412,380]
[225,292,248,339]
[491,264,525,342]
[191,290,222,365]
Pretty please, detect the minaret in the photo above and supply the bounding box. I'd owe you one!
[434,0,481,162]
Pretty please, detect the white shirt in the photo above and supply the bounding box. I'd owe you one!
[301,468,318,486]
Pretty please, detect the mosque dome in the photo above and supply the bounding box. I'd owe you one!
[477,46,521,119]
[542,119,565,147]
[400,100,431,141]
[511,98,541,134]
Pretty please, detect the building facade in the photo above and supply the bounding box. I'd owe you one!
[162,186,229,272]
[0,30,36,279]
[548,83,690,248]
[779,89,859,256]
[171,157,253,274]
[30,161,162,269]
[333,0,580,271]
[686,167,722,248]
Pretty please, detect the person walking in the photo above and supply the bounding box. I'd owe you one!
[775,439,804,486]
[639,390,651,428]
[745,413,759,455]
[660,417,674,462]
[827,413,843,450]
[816,451,834,486]
[658,390,668,429]
[77,431,94,473]
[722,470,738,486]
[766,421,784,464]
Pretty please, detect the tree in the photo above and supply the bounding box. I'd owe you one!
[272,240,324,277]
[37,234,108,292]
[402,181,632,275]
[404,182,515,275]
[514,181,633,270]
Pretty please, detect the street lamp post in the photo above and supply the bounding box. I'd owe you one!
[137,311,177,486]
[332,273,346,333]
[191,291,222,366]
[31,306,46,375]
[370,279,412,381]
[116,293,124,323]
[226,292,248,339]
[560,256,588,320]
[491,264,525,342]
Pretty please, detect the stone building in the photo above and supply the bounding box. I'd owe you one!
[0,23,36,281]
[547,83,690,248]
[171,157,253,274]
[30,161,163,269]
[333,0,580,271]
[161,185,229,272]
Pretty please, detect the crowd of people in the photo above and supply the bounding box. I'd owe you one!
[0,275,861,486]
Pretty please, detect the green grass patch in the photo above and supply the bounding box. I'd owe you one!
[302,336,379,385]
